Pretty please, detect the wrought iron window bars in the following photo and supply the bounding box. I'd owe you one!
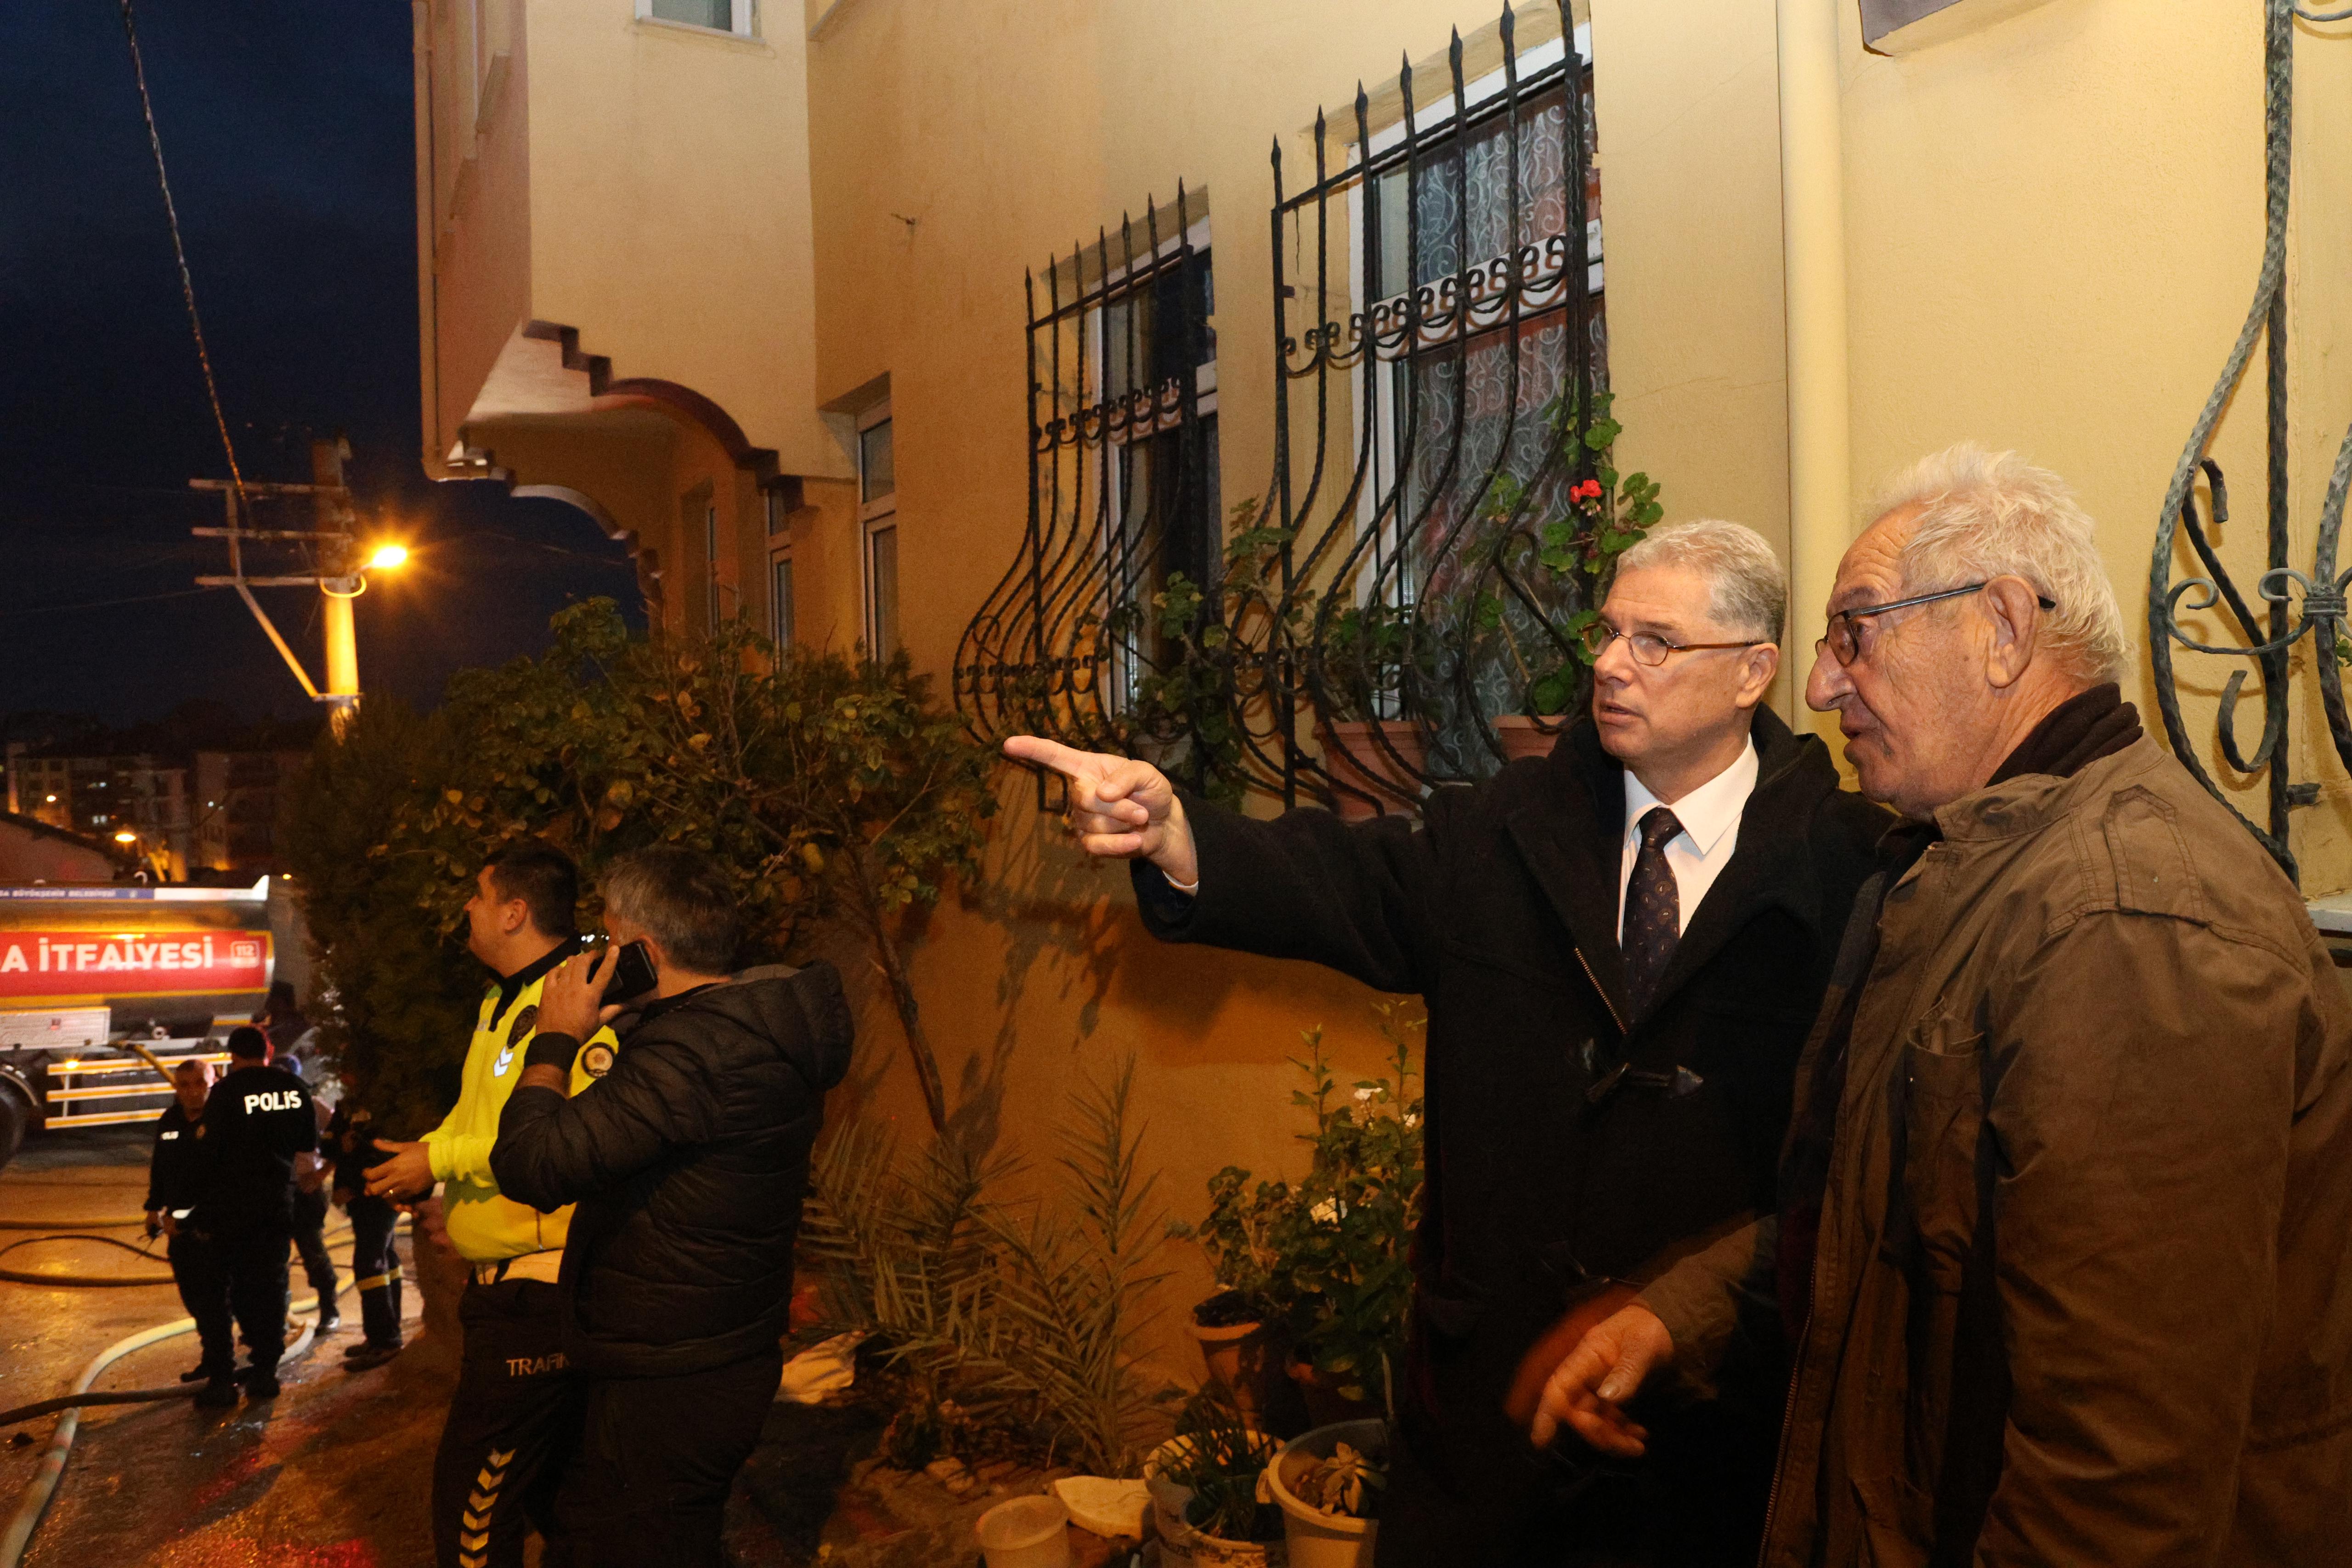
[961,2,1615,818]
[2150,0,2352,884]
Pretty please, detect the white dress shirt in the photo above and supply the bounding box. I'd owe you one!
[1617,737,1758,941]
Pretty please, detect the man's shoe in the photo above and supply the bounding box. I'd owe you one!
[178,1364,215,1383]
[343,1342,401,1371]
[314,1306,339,1334]
[239,1366,281,1399]
[192,1376,239,1409]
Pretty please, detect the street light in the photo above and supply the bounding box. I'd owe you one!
[366,543,410,571]
[112,831,136,845]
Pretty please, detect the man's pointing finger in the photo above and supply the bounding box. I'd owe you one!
[1003,735,1091,778]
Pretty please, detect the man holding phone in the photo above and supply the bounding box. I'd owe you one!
[363,838,621,1568]
[491,846,853,1568]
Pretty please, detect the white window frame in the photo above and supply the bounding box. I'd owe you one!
[1347,22,1598,614]
[769,550,795,650]
[1081,214,1216,714]
[859,401,898,654]
[634,0,757,39]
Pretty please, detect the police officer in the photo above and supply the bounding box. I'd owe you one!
[184,1025,318,1407]
[143,1057,221,1386]
[362,838,620,1568]
[328,1099,404,1369]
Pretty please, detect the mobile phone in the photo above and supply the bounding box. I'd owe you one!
[603,937,658,1002]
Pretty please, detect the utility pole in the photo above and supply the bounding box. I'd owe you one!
[193,435,406,738]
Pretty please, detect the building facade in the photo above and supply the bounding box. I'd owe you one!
[414,0,2352,1346]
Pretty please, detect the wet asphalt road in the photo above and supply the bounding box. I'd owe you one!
[1,1125,439,1567]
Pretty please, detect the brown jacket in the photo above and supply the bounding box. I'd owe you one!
[1642,735,2352,1566]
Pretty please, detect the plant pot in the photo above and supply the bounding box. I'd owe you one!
[1286,1358,1383,1431]
[974,1493,1073,1568]
[1264,1419,1387,1568]
[1492,714,1567,762]
[1142,1434,1279,1567]
[1318,720,1426,822]
[1191,1310,1277,1426]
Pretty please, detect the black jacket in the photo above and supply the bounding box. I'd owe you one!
[192,1063,318,1236]
[1136,709,1887,1559]
[143,1100,205,1214]
[491,962,854,1377]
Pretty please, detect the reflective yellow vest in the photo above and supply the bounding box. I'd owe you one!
[421,965,619,1264]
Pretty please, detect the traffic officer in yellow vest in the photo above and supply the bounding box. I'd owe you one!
[364,839,619,1568]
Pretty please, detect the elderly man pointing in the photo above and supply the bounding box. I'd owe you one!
[1013,519,1890,1566]
[1534,446,2352,1566]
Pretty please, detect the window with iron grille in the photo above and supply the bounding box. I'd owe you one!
[956,194,1216,759]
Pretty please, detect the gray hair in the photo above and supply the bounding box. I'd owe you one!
[600,846,740,976]
[1615,518,1787,643]
[1870,444,2130,682]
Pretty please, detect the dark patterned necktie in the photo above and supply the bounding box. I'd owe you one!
[1622,807,1684,1016]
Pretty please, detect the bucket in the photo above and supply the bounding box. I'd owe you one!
[974,1494,1072,1568]
[1263,1418,1386,1568]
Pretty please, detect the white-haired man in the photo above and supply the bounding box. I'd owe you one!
[1533,446,2352,1566]
[1010,519,1890,1566]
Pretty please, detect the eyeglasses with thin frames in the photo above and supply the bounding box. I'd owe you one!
[1815,580,2058,668]
[1581,620,1766,668]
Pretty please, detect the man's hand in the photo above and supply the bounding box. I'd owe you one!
[539,943,622,1043]
[363,1139,435,1201]
[145,1210,163,1240]
[1528,1302,1675,1456]
[1002,736,1198,886]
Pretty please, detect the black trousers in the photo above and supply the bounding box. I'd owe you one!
[432,1278,580,1568]
[550,1344,784,1568]
[346,1195,403,1346]
[168,1230,232,1376]
[292,1185,338,1298]
[179,1226,292,1375]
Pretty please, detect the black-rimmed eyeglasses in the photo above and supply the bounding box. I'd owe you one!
[1815,581,2057,668]
[1580,620,1767,668]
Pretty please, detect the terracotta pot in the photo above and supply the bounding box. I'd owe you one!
[1491,714,1567,761]
[1286,1357,1384,1430]
[1318,720,1426,822]
[1191,1313,1275,1424]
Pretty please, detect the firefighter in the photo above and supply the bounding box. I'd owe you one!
[328,1098,404,1369]
[185,1025,318,1407]
[362,838,621,1568]
[143,1057,223,1386]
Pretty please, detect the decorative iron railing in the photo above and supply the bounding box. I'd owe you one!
[2150,0,2352,884]
[953,192,1217,801]
[962,2,1633,817]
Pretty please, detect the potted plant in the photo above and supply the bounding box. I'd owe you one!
[1313,597,1430,820]
[1174,1004,1425,1429]
[1452,393,1663,761]
[1145,1388,1283,1567]
[1263,1417,1388,1568]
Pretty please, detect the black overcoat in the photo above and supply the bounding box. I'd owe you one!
[1135,708,1887,1564]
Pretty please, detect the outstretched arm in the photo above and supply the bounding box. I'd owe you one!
[1005,734,1442,994]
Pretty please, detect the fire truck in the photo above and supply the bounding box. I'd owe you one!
[0,878,277,1170]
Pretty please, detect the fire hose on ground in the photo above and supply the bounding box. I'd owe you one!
[0,1213,405,1568]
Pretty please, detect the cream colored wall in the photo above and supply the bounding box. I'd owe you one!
[1835,0,2352,889]
[520,1,842,479]
[418,0,537,471]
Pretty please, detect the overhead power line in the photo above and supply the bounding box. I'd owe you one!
[116,0,248,511]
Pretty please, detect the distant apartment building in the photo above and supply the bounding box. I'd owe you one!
[192,749,312,874]
[5,746,192,880]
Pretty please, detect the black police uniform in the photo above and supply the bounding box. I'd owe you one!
[144,1099,228,1379]
[187,1060,318,1390]
[328,1102,404,1351]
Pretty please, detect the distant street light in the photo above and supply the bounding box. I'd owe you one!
[112,831,137,845]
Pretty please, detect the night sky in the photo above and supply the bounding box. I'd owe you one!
[0,1,639,732]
